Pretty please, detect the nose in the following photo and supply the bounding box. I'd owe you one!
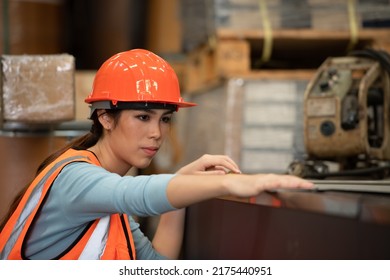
[149,120,162,139]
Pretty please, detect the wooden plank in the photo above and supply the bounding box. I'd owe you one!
[216,28,390,41]
[182,28,390,93]
[216,28,390,57]
[217,28,390,69]
[215,39,250,75]
[224,69,315,80]
[183,42,316,93]
[185,46,217,92]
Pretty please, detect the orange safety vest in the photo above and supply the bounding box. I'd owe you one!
[0,149,136,260]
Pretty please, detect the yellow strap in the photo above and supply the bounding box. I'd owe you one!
[347,0,359,52]
[259,0,273,64]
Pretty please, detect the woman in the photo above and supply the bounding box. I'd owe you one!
[0,49,313,260]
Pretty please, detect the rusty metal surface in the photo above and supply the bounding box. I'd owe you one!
[254,180,390,225]
[184,184,390,259]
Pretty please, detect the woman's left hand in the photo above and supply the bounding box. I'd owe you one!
[176,154,241,175]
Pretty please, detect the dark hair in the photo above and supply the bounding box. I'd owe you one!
[0,110,122,231]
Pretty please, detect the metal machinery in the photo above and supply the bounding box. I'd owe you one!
[289,49,390,179]
[183,50,390,261]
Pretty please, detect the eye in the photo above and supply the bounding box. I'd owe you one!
[161,115,172,124]
[136,114,150,121]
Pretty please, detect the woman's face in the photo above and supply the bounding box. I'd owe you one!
[106,109,173,172]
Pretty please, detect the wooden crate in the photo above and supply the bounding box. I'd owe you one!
[181,0,390,53]
[183,28,390,93]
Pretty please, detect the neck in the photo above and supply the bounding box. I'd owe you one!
[88,143,131,176]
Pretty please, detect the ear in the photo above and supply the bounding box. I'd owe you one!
[97,110,112,130]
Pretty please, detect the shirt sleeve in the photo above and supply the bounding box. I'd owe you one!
[52,162,177,225]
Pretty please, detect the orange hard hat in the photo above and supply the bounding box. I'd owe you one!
[85,49,196,114]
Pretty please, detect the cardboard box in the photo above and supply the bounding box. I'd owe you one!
[0,54,75,125]
[75,70,96,121]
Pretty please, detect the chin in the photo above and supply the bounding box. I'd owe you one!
[134,160,153,170]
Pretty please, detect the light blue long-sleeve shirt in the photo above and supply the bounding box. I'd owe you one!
[25,161,176,260]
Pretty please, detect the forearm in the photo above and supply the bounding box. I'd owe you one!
[166,174,229,209]
[166,173,314,209]
[152,208,186,259]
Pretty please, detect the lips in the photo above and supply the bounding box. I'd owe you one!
[142,147,159,157]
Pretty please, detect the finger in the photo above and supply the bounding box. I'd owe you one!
[197,170,227,175]
[206,165,240,175]
[205,165,227,172]
[212,156,241,174]
[222,156,241,173]
[281,176,314,189]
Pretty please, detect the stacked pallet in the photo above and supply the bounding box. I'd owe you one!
[163,0,390,175]
[180,0,390,93]
[183,28,390,93]
[181,0,390,52]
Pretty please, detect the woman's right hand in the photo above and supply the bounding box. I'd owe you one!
[223,173,314,198]
[167,171,313,209]
[176,154,241,175]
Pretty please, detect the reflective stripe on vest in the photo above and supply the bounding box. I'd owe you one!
[0,154,87,259]
[79,215,110,259]
[0,149,136,260]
